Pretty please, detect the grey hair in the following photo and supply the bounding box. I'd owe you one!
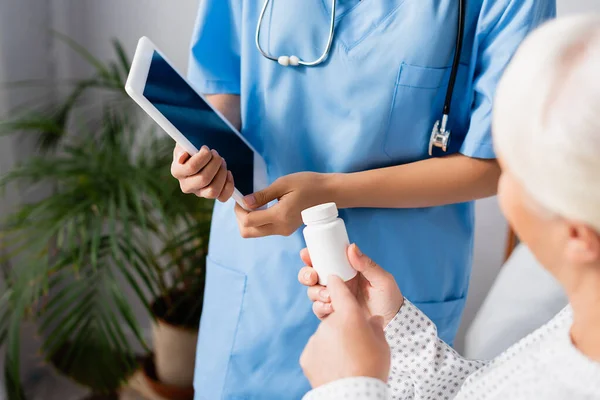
[493,15,600,232]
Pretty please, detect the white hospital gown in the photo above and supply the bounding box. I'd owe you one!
[303,300,600,400]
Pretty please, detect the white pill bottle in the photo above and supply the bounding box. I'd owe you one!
[301,203,357,286]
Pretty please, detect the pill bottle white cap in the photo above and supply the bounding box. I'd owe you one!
[301,203,338,225]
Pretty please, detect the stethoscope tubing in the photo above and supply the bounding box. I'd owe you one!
[255,0,337,67]
[255,0,467,155]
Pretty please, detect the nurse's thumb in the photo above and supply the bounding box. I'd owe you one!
[348,244,386,285]
[243,180,284,209]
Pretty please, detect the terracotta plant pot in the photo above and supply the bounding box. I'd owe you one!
[150,293,200,388]
[142,355,194,400]
[151,318,198,387]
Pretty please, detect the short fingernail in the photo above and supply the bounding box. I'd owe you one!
[212,149,219,156]
[304,271,312,282]
[244,194,256,206]
[319,289,330,301]
[221,158,226,167]
[323,303,332,311]
[200,145,209,153]
[353,244,363,257]
[177,151,186,163]
[227,171,233,181]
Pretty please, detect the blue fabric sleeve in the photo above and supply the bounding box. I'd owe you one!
[187,0,242,95]
[460,0,556,159]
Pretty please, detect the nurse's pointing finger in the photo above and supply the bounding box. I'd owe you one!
[242,206,279,229]
[235,203,267,228]
[243,178,286,210]
[235,204,281,238]
[239,225,282,238]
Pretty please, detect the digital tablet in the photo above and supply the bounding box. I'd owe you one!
[125,37,268,210]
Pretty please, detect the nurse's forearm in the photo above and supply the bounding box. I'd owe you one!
[206,94,242,131]
[330,154,500,209]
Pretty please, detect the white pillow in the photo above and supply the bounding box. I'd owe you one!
[464,244,568,359]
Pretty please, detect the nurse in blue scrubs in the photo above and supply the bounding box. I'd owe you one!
[170,1,555,398]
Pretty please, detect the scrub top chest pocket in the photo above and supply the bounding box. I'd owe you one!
[384,63,452,162]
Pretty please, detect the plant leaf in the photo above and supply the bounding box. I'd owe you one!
[52,31,112,81]
[112,39,131,77]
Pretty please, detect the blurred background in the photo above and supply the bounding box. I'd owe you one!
[0,1,597,399]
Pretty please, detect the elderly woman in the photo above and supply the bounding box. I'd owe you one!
[297,15,600,400]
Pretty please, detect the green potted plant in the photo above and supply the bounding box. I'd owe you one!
[0,35,211,399]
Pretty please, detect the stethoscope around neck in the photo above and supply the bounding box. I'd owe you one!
[256,0,466,156]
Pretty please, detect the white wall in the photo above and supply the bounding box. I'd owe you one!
[0,0,54,204]
[454,198,506,351]
[558,0,600,15]
[52,0,199,76]
[0,1,56,396]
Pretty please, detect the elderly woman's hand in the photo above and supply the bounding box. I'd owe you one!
[298,244,404,328]
[300,276,391,389]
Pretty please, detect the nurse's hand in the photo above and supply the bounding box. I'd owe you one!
[298,244,403,328]
[170,144,235,202]
[300,275,391,389]
[234,172,331,238]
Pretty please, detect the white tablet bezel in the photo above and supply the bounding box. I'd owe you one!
[125,36,269,210]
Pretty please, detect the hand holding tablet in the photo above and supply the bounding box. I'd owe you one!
[171,144,235,203]
[125,37,268,210]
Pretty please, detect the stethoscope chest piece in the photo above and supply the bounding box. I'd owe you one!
[427,0,465,157]
[429,117,451,156]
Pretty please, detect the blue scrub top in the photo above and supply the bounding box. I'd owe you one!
[188,1,555,399]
